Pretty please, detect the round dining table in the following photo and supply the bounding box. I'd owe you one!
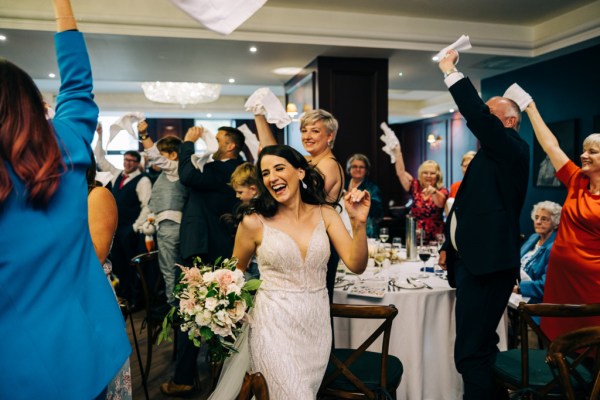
[333,259,508,400]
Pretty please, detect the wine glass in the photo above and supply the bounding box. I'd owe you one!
[418,246,431,272]
[379,227,389,244]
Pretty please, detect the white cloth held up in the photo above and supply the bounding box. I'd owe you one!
[503,83,533,111]
[379,122,400,163]
[238,124,260,161]
[170,0,266,35]
[190,127,218,172]
[107,112,146,146]
[244,88,292,129]
[433,34,472,64]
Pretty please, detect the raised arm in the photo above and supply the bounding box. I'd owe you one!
[525,101,569,171]
[254,114,278,147]
[324,188,370,274]
[53,0,77,31]
[392,145,413,192]
[138,120,154,149]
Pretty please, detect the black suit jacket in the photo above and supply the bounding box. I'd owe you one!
[178,142,243,262]
[444,78,529,286]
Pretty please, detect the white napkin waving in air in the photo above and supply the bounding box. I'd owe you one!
[503,83,533,111]
[191,127,219,172]
[244,88,292,129]
[107,112,146,146]
[432,35,472,63]
[170,0,266,35]
[237,124,260,162]
[379,122,400,163]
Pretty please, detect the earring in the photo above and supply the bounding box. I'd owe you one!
[301,179,307,189]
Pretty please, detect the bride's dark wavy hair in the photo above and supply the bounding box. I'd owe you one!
[239,145,337,219]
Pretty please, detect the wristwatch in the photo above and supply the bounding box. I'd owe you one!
[443,67,459,79]
[139,133,149,141]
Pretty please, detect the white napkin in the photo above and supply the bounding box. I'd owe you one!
[379,122,400,163]
[190,127,218,172]
[238,124,260,161]
[503,83,533,111]
[107,112,145,146]
[432,34,472,63]
[170,0,266,36]
[244,88,292,129]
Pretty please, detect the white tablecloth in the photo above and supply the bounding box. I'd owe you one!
[333,260,508,400]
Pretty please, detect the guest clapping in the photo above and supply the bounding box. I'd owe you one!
[524,100,600,340]
[345,153,383,238]
[515,201,561,304]
[391,145,448,242]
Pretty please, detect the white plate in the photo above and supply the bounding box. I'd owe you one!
[348,283,386,298]
[395,281,426,289]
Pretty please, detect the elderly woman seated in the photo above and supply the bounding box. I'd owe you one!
[515,200,562,303]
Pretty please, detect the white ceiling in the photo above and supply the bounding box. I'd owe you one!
[1,0,599,122]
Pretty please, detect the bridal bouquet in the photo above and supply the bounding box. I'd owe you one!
[159,256,261,362]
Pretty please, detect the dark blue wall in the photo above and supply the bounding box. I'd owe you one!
[481,43,600,236]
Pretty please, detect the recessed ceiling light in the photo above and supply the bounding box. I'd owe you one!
[398,72,403,76]
[206,113,212,118]
[48,73,56,78]
[449,108,455,113]
[272,67,302,76]
[228,78,235,83]
[0,34,7,41]
[249,46,257,53]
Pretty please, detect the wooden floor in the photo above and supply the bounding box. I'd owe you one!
[126,310,214,399]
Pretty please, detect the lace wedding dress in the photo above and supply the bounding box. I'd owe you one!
[209,214,332,400]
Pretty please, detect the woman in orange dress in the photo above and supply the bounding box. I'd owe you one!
[525,101,600,340]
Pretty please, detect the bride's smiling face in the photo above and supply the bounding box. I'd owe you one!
[260,155,305,203]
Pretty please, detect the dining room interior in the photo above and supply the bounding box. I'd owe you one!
[2,0,600,399]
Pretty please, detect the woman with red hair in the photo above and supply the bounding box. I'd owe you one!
[0,1,130,398]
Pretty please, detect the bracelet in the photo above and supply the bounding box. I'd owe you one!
[443,67,458,78]
[139,133,149,141]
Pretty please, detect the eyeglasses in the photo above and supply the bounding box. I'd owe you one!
[350,165,366,169]
[124,158,139,163]
[534,215,551,223]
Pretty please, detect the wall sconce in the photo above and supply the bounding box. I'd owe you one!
[286,103,298,118]
[427,134,443,148]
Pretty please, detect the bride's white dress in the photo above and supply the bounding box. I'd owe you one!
[250,217,332,399]
[208,214,332,400]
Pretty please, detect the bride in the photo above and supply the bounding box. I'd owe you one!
[212,144,369,399]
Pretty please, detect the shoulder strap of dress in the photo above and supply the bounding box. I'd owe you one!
[329,156,345,202]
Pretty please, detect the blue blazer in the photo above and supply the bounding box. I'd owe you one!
[519,231,557,303]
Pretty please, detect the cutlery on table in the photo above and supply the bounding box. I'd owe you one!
[407,277,433,290]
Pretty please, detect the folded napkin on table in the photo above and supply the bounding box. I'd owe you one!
[237,124,260,161]
[170,0,266,35]
[190,127,218,172]
[432,34,472,63]
[503,83,533,111]
[379,122,400,163]
[107,112,145,146]
[244,88,292,129]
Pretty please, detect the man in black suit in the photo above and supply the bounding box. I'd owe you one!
[161,125,245,396]
[438,49,529,399]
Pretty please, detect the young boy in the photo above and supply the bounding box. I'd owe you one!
[230,162,260,279]
[139,120,189,307]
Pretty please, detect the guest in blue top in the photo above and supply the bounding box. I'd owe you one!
[514,201,562,303]
[344,154,384,238]
[0,1,130,398]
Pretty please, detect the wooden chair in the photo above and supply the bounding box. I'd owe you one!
[237,372,270,400]
[118,297,149,400]
[129,251,177,383]
[494,302,600,399]
[318,304,403,399]
[546,326,600,400]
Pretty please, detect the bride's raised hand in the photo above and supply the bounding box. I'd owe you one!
[344,188,371,224]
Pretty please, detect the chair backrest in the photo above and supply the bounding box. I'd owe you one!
[546,326,600,400]
[237,372,270,400]
[130,251,167,319]
[516,302,600,394]
[320,303,398,399]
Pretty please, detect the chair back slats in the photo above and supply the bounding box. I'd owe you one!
[546,326,600,400]
[319,303,401,400]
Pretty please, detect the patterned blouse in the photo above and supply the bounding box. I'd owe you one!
[409,179,448,243]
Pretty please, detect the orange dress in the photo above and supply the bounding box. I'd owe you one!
[541,160,600,340]
[449,181,462,199]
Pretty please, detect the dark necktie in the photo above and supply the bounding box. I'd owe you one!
[119,174,128,189]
